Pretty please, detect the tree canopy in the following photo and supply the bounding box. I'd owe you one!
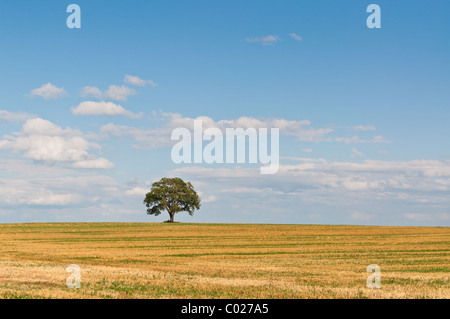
[143,177,201,223]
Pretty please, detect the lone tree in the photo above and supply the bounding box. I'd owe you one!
[144,177,201,223]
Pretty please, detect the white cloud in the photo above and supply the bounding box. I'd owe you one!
[165,113,333,142]
[81,86,103,99]
[124,75,158,87]
[80,85,136,101]
[351,147,364,157]
[30,83,67,99]
[71,101,142,119]
[0,118,113,169]
[0,159,118,207]
[197,190,217,203]
[372,136,389,143]
[0,110,36,122]
[125,186,149,197]
[169,158,450,208]
[71,158,114,169]
[147,80,158,87]
[124,75,146,87]
[245,35,280,46]
[97,123,173,149]
[105,85,136,101]
[95,113,335,149]
[28,193,81,206]
[72,104,394,163]
[95,112,390,150]
[289,33,302,41]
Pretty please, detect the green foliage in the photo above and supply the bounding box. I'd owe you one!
[143,177,201,223]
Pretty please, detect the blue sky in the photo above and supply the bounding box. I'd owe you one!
[0,1,449,225]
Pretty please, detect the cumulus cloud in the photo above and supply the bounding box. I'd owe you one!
[0,110,36,123]
[125,186,149,197]
[81,85,136,101]
[169,158,450,208]
[30,83,67,99]
[351,147,364,157]
[94,112,387,150]
[245,35,280,46]
[0,159,118,207]
[0,118,113,169]
[166,113,333,142]
[71,158,115,169]
[96,123,173,149]
[105,85,137,101]
[197,190,217,203]
[80,86,103,99]
[289,33,302,41]
[124,75,146,87]
[147,80,158,87]
[163,114,387,144]
[71,101,142,119]
[124,75,157,87]
[28,193,81,206]
[204,116,390,145]
[94,113,334,149]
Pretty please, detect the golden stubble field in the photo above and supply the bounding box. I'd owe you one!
[0,223,448,299]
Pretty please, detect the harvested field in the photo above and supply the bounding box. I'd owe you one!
[0,223,448,299]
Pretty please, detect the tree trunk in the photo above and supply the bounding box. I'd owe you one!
[169,212,174,223]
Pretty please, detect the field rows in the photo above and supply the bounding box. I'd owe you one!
[0,223,448,298]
